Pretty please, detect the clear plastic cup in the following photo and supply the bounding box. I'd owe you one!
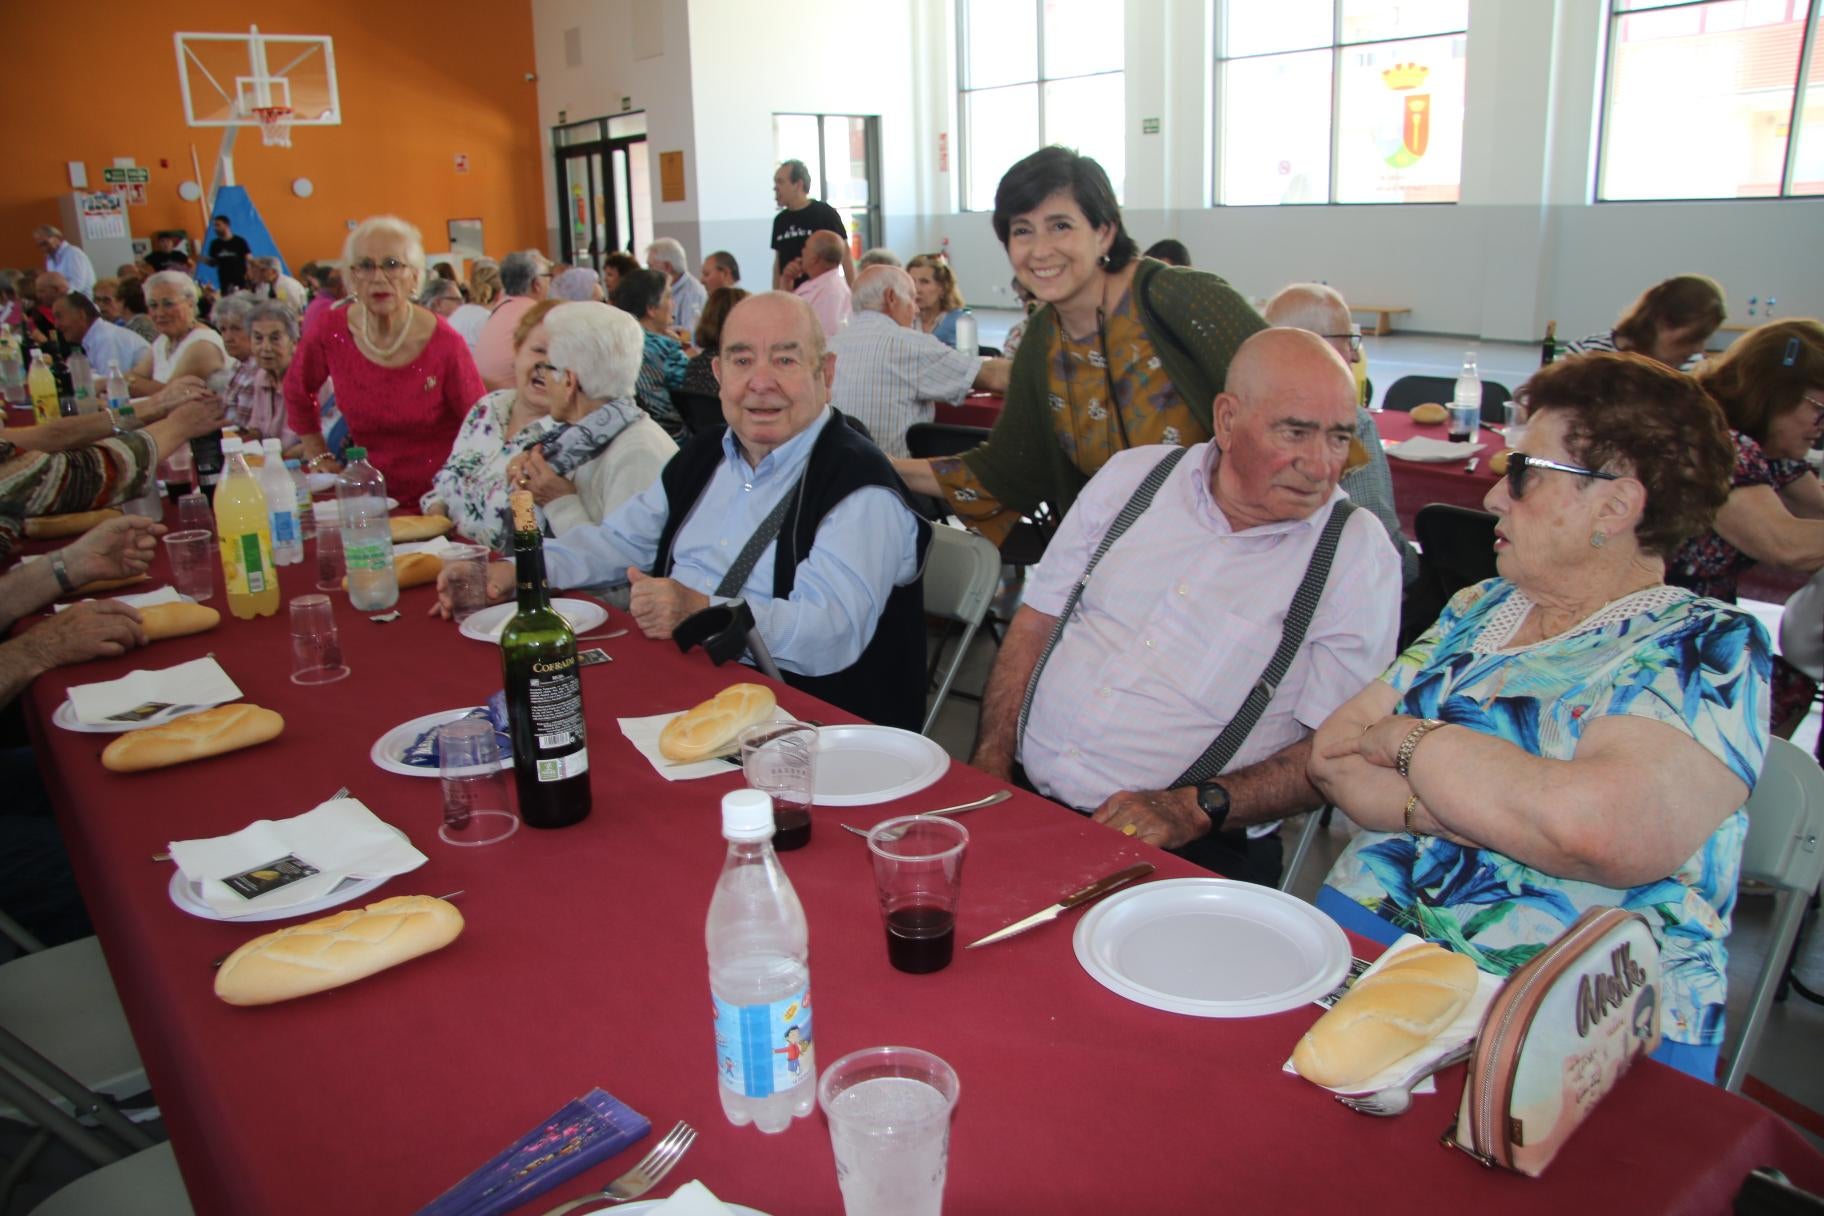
[162,529,215,602]
[441,543,492,623]
[288,593,351,685]
[437,718,519,846]
[820,1047,960,1216]
[314,501,345,591]
[866,816,968,975]
[739,721,817,851]
[177,491,214,536]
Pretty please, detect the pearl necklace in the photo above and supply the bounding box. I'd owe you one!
[360,302,416,360]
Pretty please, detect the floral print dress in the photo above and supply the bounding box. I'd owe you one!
[1323,578,1771,1048]
[420,389,557,551]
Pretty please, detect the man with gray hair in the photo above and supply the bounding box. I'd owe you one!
[33,226,95,294]
[792,231,852,340]
[856,248,902,271]
[251,257,309,312]
[831,265,1011,458]
[1263,283,1419,586]
[473,249,552,389]
[645,238,706,335]
[701,251,740,293]
[771,160,852,290]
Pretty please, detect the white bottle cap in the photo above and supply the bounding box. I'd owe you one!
[263,438,283,454]
[221,436,243,456]
[721,789,775,840]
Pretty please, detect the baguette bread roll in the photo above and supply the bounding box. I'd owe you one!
[390,515,455,543]
[73,574,149,595]
[214,894,464,1006]
[1409,402,1449,425]
[101,704,285,773]
[346,551,442,591]
[26,509,122,539]
[1291,944,1478,1088]
[1489,449,1511,476]
[140,601,221,641]
[659,683,778,762]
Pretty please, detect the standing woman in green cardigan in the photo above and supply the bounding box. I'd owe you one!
[894,147,1265,545]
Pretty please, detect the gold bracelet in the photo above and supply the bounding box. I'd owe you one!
[1403,793,1423,835]
[1395,718,1447,780]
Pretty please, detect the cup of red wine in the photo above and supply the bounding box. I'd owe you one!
[866,816,970,974]
[738,721,818,851]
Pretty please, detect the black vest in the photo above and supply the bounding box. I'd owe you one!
[652,411,932,730]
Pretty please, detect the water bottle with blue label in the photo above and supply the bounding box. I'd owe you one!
[1450,352,1481,443]
[706,789,815,1133]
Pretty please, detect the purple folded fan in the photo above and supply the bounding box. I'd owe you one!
[415,1088,651,1216]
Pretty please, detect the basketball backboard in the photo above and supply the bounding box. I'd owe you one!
[174,27,340,127]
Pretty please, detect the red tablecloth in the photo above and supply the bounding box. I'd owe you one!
[19,520,1824,1215]
[932,393,1003,431]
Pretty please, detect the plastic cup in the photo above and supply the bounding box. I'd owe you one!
[176,491,214,536]
[441,543,492,623]
[437,718,519,846]
[819,1047,960,1216]
[313,501,345,591]
[288,594,351,685]
[740,721,817,852]
[1503,400,1527,449]
[865,816,968,975]
[161,529,214,602]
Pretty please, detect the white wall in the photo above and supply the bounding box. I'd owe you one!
[531,0,1824,339]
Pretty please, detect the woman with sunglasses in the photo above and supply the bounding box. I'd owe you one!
[1308,353,1769,1082]
[1665,319,1824,736]
[893,147,1264,545]
[284,215,485,504]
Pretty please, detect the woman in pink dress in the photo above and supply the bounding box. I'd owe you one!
[284,216,484,504]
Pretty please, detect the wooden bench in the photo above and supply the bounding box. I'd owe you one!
[1350,305,1412,336]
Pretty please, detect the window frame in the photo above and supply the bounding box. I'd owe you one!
[956,0,1127,212]
[1212,0,1469,207]
[772,112,884,251]
[1594,0,1824,202]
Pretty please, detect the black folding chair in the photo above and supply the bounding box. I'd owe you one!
[1382,375,1513,424]
[1403,504,1499,647]
[672,390,726,436]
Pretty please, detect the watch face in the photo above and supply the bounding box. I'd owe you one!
[1197,782,1230,819]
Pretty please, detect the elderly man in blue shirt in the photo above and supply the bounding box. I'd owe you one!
[33,226,95,295]
[646,238,708,337]
[54,292,150,379]
[437,291,932,729]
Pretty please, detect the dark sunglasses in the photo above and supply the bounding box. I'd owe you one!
[1505,452,1621,498]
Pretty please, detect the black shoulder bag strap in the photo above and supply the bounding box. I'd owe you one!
[1015,446,1189,755]
[713,468,809,599]
[1169,498,1356,788]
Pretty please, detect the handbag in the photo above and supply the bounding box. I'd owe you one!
[1444,906,1663,1176]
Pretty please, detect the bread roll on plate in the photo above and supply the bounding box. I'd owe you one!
[345,551,442,591]
[390,515,455,543]
[215,894,464,1006]
[26,509,121,539]
[101,704,284,772]
[140,601,221,641]
[1409,402,1449,425]
[659,683,778,762]
[1290,943,1478,1089]
[1489,449,1511,476]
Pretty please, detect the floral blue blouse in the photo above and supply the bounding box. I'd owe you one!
[1324,578,1771,1047]
[420,389,556,551]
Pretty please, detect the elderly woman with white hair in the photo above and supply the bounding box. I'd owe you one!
[503,302,677,544]
[127,270,226,397]
[222,300,304,456]
[283,215,485,503]
[550,267,604,303]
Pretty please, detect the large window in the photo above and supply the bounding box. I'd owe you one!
[1599,0,1823,199]
[1216,0,1468,205]
[773,114,883,253]
[958,0,1125,212]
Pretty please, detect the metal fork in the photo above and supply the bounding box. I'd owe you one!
[537,1121,697,1215]
[1334,1041,1474,1117]
[839,790,1011,838]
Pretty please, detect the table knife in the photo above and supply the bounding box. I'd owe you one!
[965,862,1154,950]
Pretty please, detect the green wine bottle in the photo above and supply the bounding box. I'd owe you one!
[500,490,591,828]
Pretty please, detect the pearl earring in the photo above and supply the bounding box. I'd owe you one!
[1590,530,1607,549]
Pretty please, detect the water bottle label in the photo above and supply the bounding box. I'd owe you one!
[713,986,812,1099]
[271,511,298,547]
[344,540,390,571]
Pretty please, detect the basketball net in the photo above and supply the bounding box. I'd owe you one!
[252,105,294,147]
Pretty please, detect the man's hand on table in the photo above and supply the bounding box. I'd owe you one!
[1091,788,1211,850]
[429,559,515,619]
[19,601,145,672]
[626,568,708,639]
[62,515,165,586]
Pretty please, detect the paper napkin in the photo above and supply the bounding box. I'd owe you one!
[65,656,242,726]
[617,713,740,781]
[52,585,184,613]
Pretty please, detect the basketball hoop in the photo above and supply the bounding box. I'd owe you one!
[252,105,294,147]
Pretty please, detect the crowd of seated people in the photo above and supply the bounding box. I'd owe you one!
[4,149,1820,1086]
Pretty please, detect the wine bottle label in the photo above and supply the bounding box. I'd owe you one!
[524,662,588,782]
[712,985,812,1098]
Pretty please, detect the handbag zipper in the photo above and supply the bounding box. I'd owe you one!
[1471,909,1622,1163]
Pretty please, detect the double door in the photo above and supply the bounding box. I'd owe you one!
[554,120,651,270]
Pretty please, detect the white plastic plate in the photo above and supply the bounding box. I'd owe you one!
[167,869,389,923]
[811,725,949,806]
[458,599,607,644]
[371,708,512,778]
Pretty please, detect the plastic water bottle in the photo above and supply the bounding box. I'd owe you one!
[0,329,26,405]
[68,352,95,415]
[105,359,129,426]
[113,402,166,519]
[336,446,398,611]
[1450,352,1482,443]
[261,439,303,565]
[953,308,978,359]
[707,789,816,1134]
[287,459,315,541]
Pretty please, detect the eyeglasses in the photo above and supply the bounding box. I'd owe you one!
[1504,452,1622,499]
[1322,332,1364,354]
[348,257,412,277]
[1801,393,1824,415]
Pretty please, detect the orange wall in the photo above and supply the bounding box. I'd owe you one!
[0,0,546,272]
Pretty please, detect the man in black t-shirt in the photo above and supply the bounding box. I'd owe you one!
[770,160,852,290]
[202,215,251,293]
[144,231,191,274]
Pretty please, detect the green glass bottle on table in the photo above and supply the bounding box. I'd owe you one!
[500,489,591,828]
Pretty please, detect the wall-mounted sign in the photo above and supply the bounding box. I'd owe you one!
[659,151,685,202]
[1141,118,1160,135]
[454,153,470,173]
[939,133,949,173]
[103,166,151,184]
